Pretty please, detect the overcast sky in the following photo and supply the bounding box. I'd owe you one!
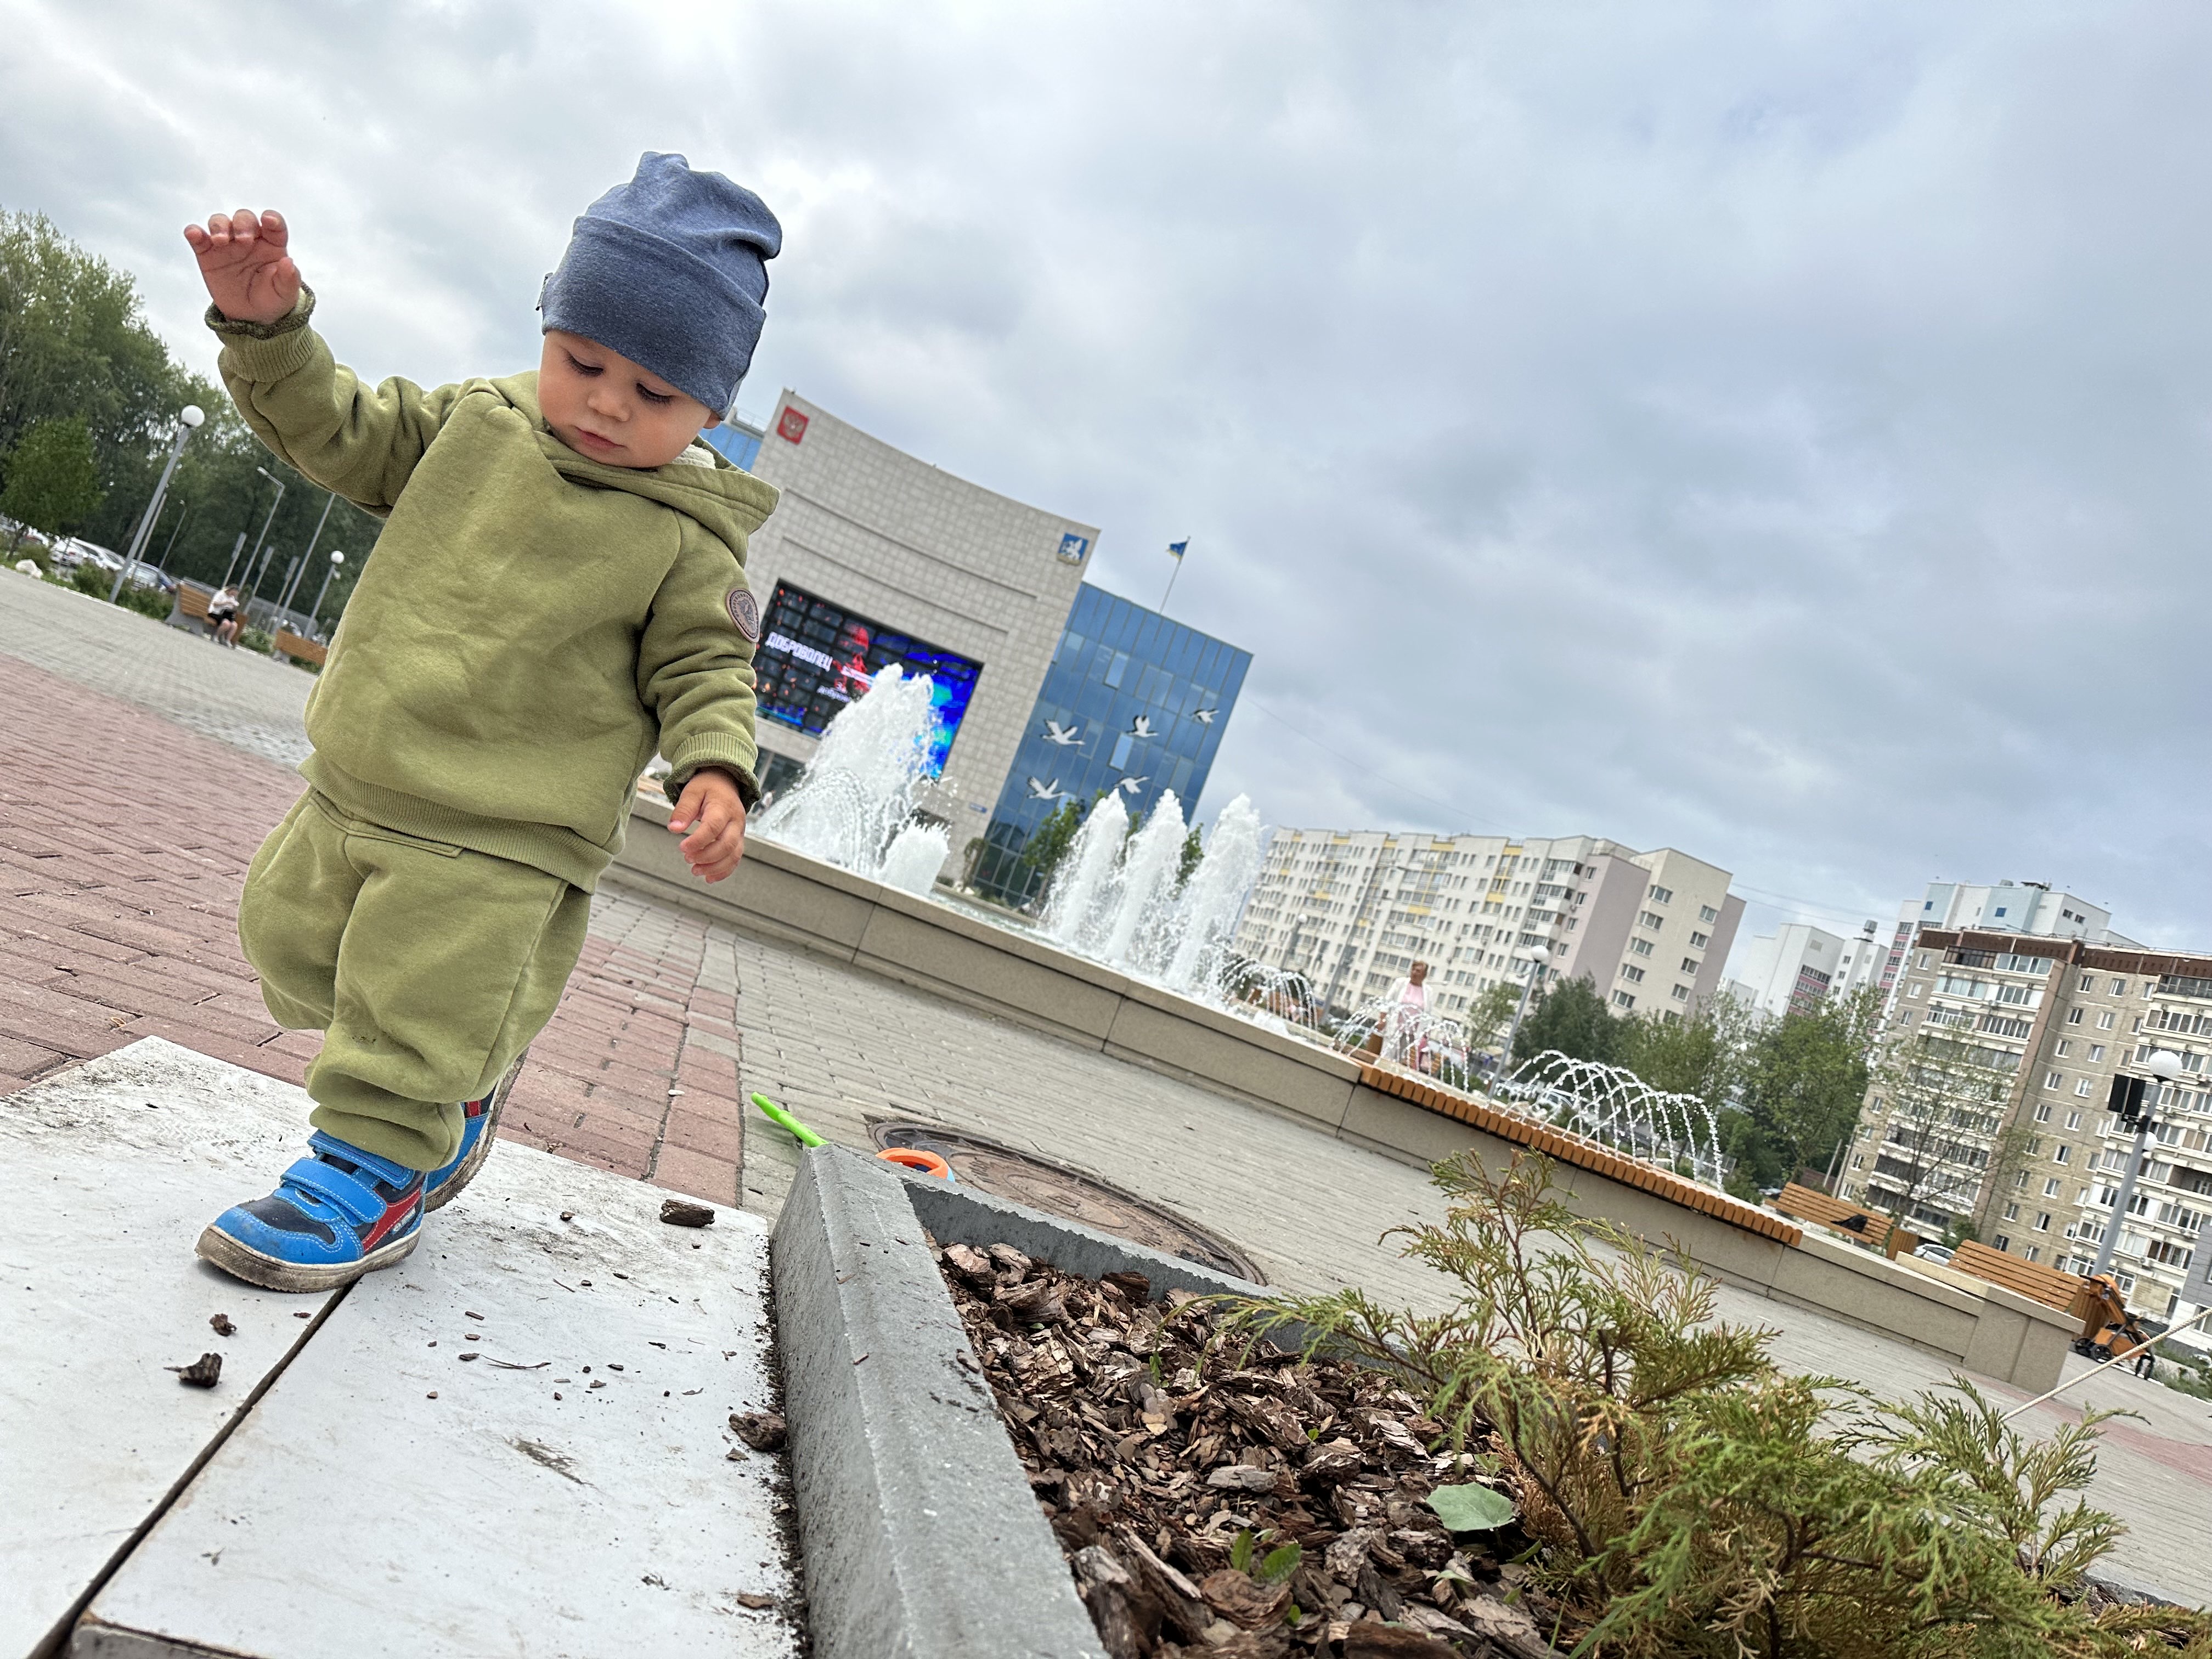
[7,2,2211,961]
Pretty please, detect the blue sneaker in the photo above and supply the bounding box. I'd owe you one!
[196,1131,426,1293]
[424,1052,526,1214]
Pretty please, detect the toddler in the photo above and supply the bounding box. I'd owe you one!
[184,154,778,1290]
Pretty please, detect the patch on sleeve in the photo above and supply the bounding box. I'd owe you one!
[725,587,761,641]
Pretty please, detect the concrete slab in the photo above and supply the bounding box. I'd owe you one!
[48,1042,798,1658]
[2,1041,346,1659]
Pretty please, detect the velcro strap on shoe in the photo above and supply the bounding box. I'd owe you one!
[307,1130,420,1189]
[279,1156,392,1227]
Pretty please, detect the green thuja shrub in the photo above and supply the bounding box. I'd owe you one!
[1218,1152,2212,1658]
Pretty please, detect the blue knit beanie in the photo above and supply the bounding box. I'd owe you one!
[539,152,782,419]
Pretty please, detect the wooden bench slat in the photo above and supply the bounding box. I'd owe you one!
[1949,1239,2087,1314]
[273,630,328,666]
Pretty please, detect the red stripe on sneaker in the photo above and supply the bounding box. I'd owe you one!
[360,1191,421,1250]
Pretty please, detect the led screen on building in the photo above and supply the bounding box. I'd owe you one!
[755,580,983,776]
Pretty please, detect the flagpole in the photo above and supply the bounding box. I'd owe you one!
[1159,540,1189,613]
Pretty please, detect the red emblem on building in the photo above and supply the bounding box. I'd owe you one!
[777,408,810,444]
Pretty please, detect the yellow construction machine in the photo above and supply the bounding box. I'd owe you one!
[2072,1272,2155,1364]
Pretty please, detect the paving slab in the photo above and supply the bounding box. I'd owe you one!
[0,1037,799,1658]
[1,1040,345,1659]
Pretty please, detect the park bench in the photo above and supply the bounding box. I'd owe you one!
[1947,1239,2094,1319]
[1773,1181,1922,1259]
[167,579,216,636]
[274,629,328,667]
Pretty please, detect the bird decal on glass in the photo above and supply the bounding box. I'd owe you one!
[1042,719,1082,746]
[1127,714,1158,739]
[1193,708,1216,725]
[1025,777,1071,802]
[1117,776,1149,796]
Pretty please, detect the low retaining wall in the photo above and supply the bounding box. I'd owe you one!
[614,798,2075,1391]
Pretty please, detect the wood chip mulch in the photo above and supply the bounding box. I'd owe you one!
[935,1240,1571,1659]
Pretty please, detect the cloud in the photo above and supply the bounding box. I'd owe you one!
[7,0,2212,950]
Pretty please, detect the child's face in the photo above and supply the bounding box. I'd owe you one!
[539,329,720,469]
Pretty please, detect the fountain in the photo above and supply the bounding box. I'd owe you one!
[1099,793,1187,968]
[1333,992,1475,1073]
[1040,792,1129,949]
[1493,1049,1726,1188]
[751,663,947,886]
[1162,795,1265,995]
[751,663,1728,1195]
[755,668,1273,1009]
[877,822,952,896]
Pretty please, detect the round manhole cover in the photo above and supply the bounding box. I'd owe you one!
[868,1121,1266,1283]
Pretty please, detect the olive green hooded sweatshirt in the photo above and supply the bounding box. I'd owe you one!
[210,292,776,890]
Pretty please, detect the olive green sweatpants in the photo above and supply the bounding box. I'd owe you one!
[239,791,591,1172]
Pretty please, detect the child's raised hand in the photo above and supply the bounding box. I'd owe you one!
[668,767,748,884]
[183,209,302,326]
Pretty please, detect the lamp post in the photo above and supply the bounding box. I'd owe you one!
[156,500,193,573]
[279,489,338,614]
[1500,945,1548,1064]
[110,405,204,602]
[241,467,286,600]
[2089,1048,2185,1280]
[308,550,346,632]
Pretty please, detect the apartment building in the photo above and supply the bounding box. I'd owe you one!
[1724,923,1846,1018]
[1848,927,2212,1324]
[1232,830,1743,1024]
[1830,920,1884,998]
[1874,879,2127,998]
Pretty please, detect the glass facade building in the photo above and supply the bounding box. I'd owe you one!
[699,414,766,471]
[974,584,1250,906]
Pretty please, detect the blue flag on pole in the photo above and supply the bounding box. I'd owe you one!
[1167,539,1188,559]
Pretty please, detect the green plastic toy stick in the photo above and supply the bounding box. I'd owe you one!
[751,1092,826,1148]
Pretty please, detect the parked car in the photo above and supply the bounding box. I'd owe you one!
[53,537,124,571]
[52,538,172,589]
[1911,1243,1955,1265]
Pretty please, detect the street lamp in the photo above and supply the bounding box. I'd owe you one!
[1500,945,1548,1064]
[308,549,346,632]
[279,489,340,616]
[109,405,204,603]
[242,467,286,601]
[2087,1047,2185,1280]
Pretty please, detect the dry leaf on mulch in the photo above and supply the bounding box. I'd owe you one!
[935,1243,1567,1659]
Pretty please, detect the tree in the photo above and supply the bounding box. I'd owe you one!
[1,208,383,590]
[1,415,100,549]
[1020,799,1085,882]
[1853,1023,2023,1232]
[1737,987,1884,1184]
[1177,825,1204,887]
[1620,994,1757,1105]
[1511,974,1628,1066]
[1460,980,1522,1059]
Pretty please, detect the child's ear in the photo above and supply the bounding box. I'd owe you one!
[701,412,722,430]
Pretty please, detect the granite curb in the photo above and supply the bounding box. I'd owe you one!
[769,1148,1106,1659]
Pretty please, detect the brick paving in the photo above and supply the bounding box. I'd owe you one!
[7,573,2212,1604]
[0,575,748,1205]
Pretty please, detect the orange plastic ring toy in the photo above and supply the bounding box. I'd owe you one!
[876,1147,951,1180]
